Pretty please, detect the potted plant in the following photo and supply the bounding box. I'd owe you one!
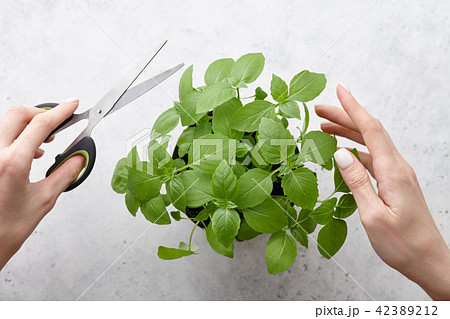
[111,53,358,274]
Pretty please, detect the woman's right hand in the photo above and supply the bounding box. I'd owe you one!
[315,84,450,300]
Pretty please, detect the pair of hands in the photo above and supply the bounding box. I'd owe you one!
[0,99,85,270]
[0,89,448,300]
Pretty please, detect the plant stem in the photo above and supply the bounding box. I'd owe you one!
[240,94,256,100]
[236,88,240,99]
[189,220,200,251]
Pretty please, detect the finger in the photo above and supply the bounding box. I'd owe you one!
[315,104,359,132]
[340,147,374,177]
[0,105,46,147]
[34,148,45,159]
[333,148,385,215]
[37,154,86,198]
[336,84,399,160]
[321,122,365,145]
[13,99,79,161]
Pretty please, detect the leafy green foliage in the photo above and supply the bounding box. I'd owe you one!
[230,100,276,132]
[258,118,296,164]
[309,197,338,225]
[152,107,179,135]
[334,194,357,219]
[265,231,297,274]
[112,52,354,273]
[317,218,347,259]
[242,198,287,233]
[230,53,265,87]
[111,158,128,194]
[197,82,236,113]
[281,167,318,210]
[235,168,272,209]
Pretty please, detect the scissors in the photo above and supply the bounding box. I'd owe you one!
[34,41,183,192]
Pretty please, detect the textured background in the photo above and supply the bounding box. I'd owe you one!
[0,0,449,301]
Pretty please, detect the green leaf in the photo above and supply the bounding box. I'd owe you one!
[127,168,161,201]
[206,223,234,258]
[237,219,260,241]
[211,207,240,246]
[258,118,296,164]
[230,53,265,87]
[334,194,357,219]
[309,197,337,225]
[140,194,171,225]
[281,167,318,210]
[212,98,244,140]
[152,107,179,135]
[157,246,194,260]
[297,208,317,234]
[231,161,247,178]
[255,87,268,100]
[290,227,308,248]
[204,58,234,86]
[270,74,288,102]
[170,211,181,221]
[300,131,337,165]
[242,198,288,233]
[126,146,140,169]
[235,168,273,209]
[317,218,347,259]
[125,192,140,216]
[274,197,297,228]
[179,241,198,252]
[179,170,214,207]
[167,175,186,211]
[211,160,239,201]
[111,158,128,194]
[265,231,297,275]
[173,158,185,169]
[279,101,301,120]
[230,100,276,132]
[193,118,212,138]
[148,139,173,176]
[333,148,360,193]
[196,82,236,113]
[179,65,194,101]
[177,127,195,157]
[288,70,327,102]
[176,93,207,127]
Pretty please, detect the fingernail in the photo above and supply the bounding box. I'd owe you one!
[314,103,332,108]
[338,83,351,93]
[64,97,79,103]
[334,148,354,169]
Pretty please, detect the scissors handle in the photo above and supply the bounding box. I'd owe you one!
[35,103,96,192]
[35,103,74,142]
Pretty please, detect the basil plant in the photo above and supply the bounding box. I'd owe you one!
[111,53,358,274]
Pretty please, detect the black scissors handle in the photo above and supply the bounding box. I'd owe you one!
[35,103,96,192]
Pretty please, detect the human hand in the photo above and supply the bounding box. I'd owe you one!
[0,99,85,270]
[315,84,450,300]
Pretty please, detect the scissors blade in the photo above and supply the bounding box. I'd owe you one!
[86,41,167,132]
[106,63,184,117]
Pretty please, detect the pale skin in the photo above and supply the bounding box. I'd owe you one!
[0,99,85,270]
[0,89,448,300]
[316,84,450,300]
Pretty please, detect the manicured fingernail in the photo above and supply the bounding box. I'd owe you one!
[338,83,351,93]
[64,97,79,103]
[334,148,354,169]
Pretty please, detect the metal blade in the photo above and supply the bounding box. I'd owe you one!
[106,63,184,116]
[87,40,167,132]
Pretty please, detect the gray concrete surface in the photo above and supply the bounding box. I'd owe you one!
[0,0,449,300]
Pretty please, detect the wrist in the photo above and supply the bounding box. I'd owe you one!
[410,241,450,300]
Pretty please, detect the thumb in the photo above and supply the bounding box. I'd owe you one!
[334,148,384,212]
[40,154,86,195]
